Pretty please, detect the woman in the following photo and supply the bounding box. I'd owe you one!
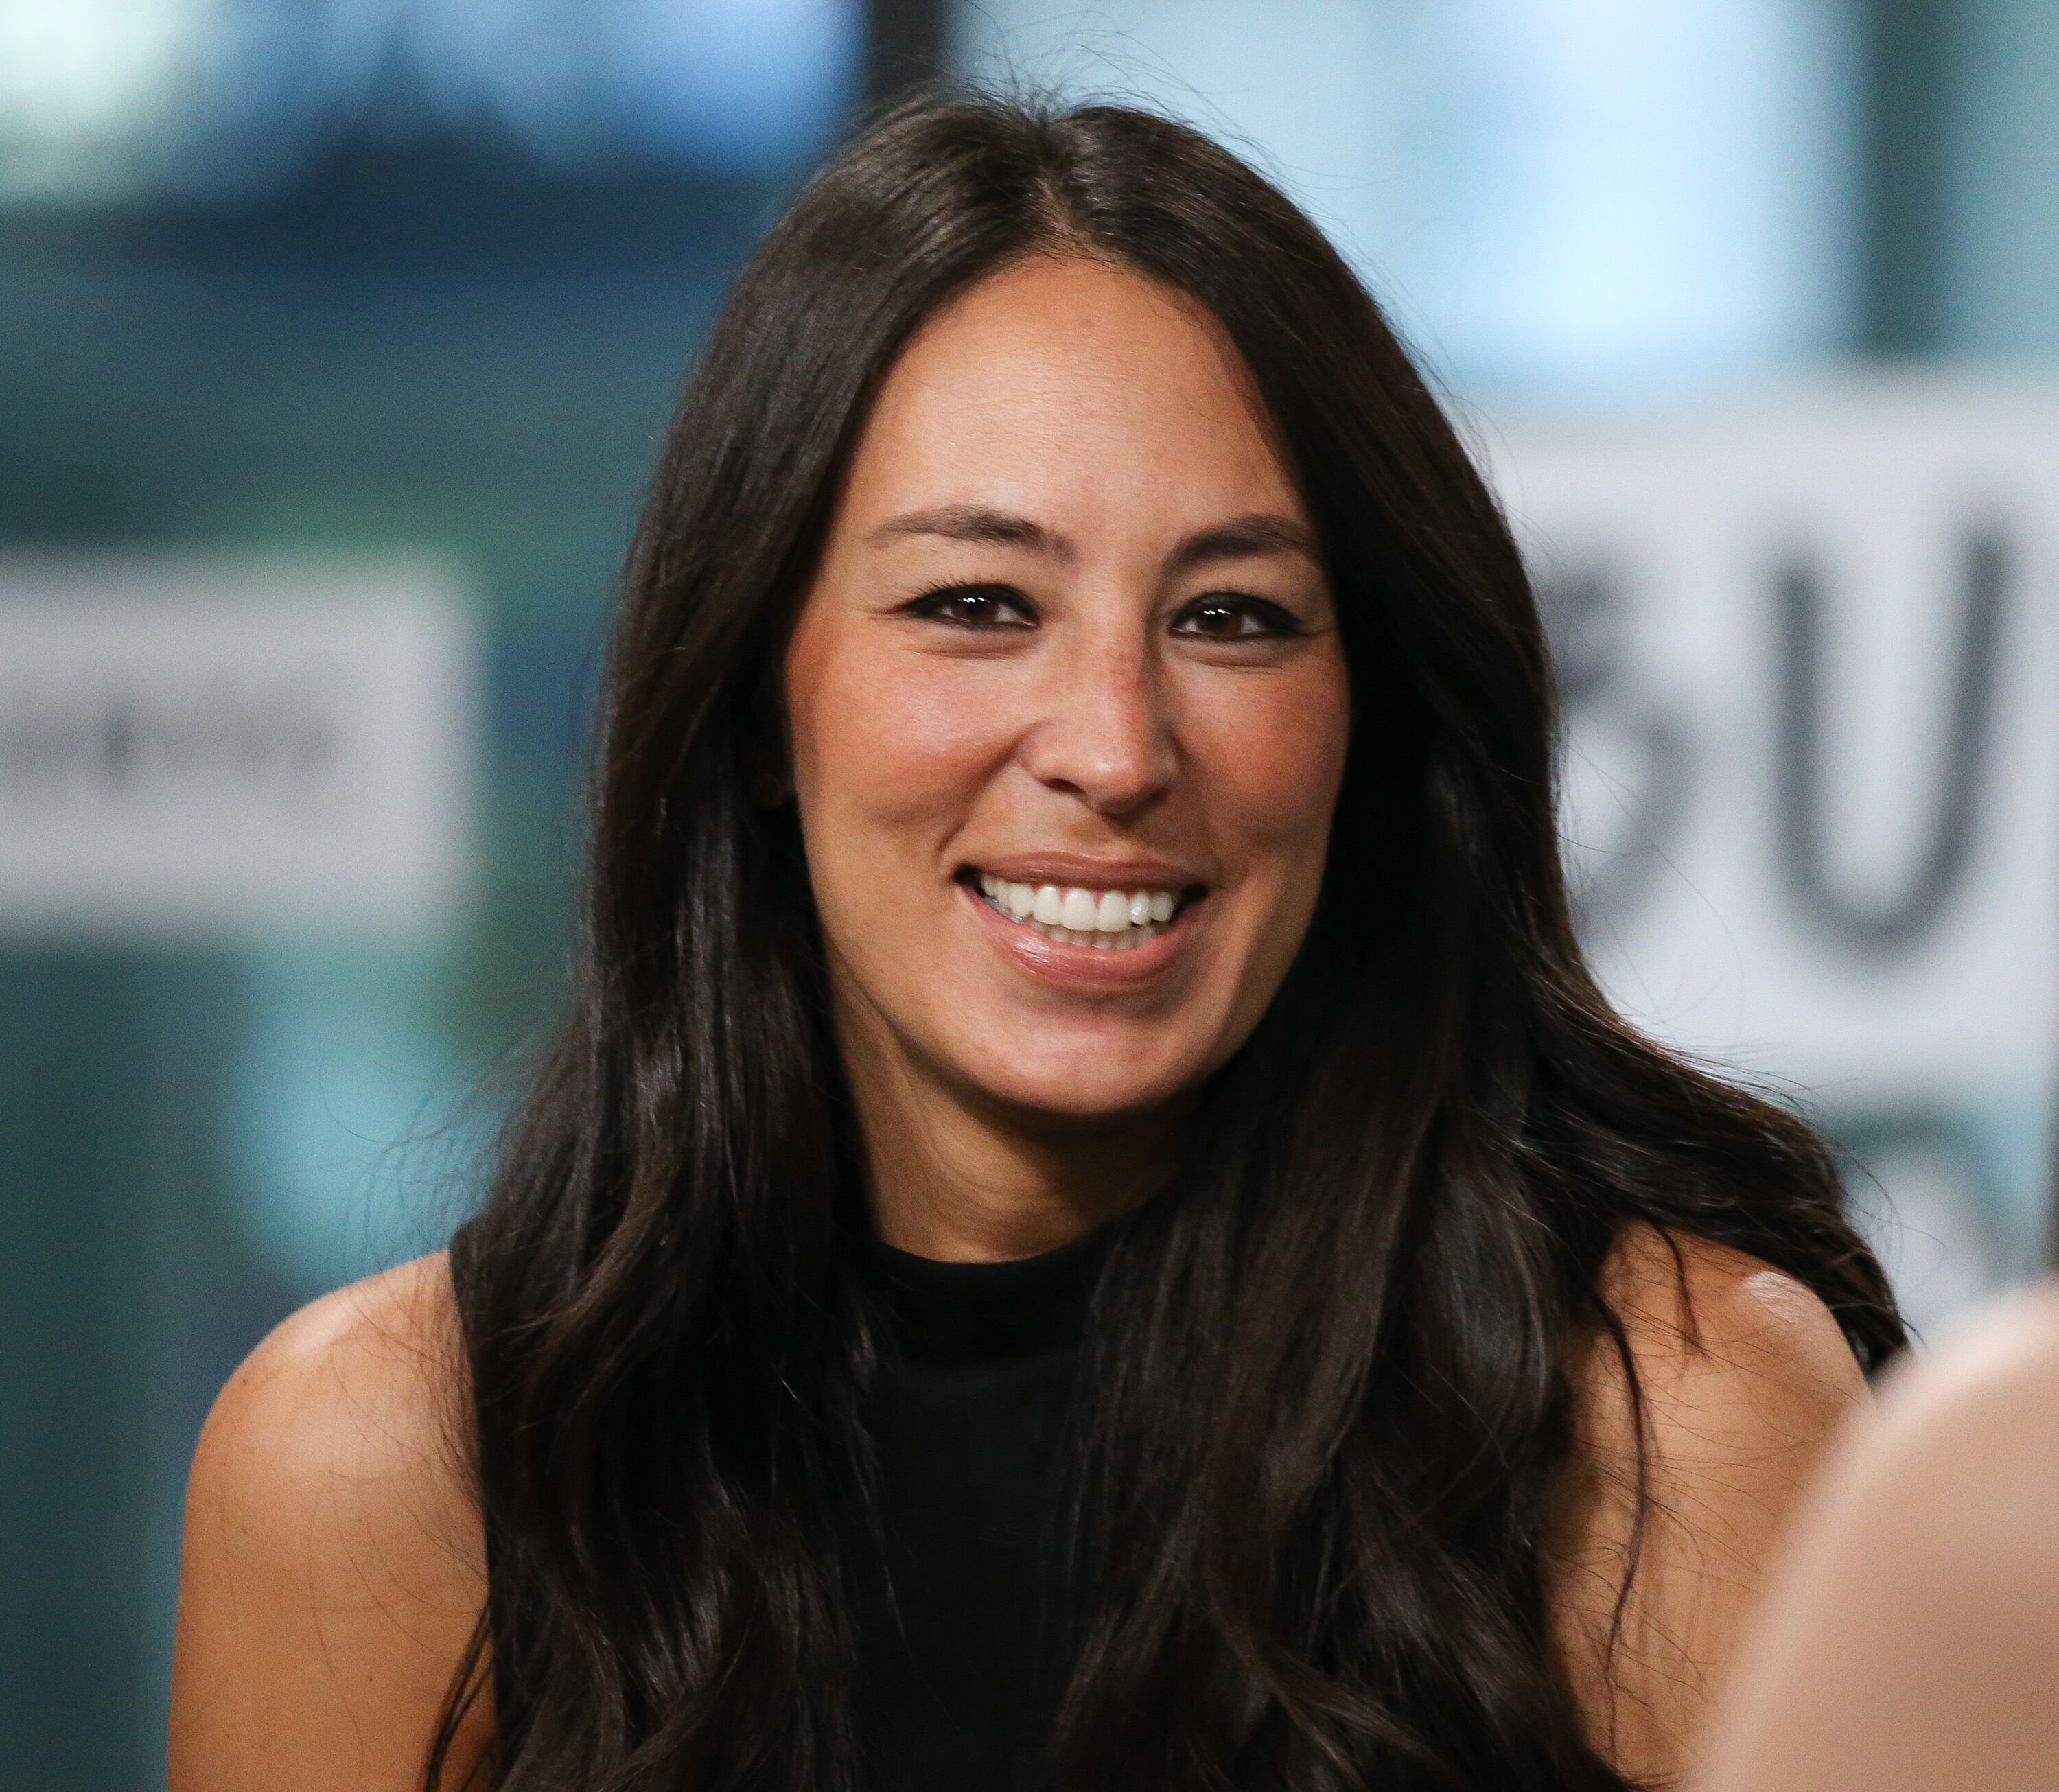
[170,95,1902,1792]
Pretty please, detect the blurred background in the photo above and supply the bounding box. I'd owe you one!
[0,1,2052,1782]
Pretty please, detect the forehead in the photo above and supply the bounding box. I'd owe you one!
[835,255,1307,535]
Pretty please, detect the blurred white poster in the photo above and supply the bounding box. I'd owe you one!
[0,557,476,938]
[1489,380,2059,1328]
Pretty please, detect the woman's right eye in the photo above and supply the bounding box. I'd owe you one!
[903,583,1037,630]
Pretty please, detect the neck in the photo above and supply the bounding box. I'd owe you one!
[846,1043,1182,1265]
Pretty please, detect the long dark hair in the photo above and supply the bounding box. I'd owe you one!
[437,93,1903,1792]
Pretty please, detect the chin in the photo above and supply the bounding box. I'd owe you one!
[952,1036,1211,1130]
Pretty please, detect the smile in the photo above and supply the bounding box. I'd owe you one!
[970,872,1188,949]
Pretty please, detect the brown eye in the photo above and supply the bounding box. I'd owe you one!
[1172,595,1301,640]
[905,583,1036,629]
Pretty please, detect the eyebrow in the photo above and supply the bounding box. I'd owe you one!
[1164,514,1320,577]
[868,504,1065,558]
[868,504,1319,574]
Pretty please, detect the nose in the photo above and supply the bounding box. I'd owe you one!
[1019,629,1176,817]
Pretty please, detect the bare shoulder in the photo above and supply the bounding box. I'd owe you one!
[1583,1222,1869,1456]
[1696,1283,2059,1792]
[170,1252,489,1792]
[189,1249,477,1568]
[1549,1224,1870,1785]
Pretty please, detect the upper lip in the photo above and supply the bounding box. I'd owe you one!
[964,853,1205,892]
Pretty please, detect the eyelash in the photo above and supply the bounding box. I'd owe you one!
[903,582,1036,630]
[901,582,1305,640]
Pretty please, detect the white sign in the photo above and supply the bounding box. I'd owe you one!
[1489,380,2059,1099]
[1487,380,2059,1316]
[0,557,477,938]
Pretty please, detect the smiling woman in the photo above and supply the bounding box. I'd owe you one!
[168,95,1902,1792]
[784,256,1350,1259]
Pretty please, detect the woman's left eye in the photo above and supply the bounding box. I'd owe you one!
[1172,595,1302,641]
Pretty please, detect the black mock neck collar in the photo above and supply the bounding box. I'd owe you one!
[863,1220,1115,1364]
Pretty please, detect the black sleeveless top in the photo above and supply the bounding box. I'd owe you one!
[852,1223,1110,1792]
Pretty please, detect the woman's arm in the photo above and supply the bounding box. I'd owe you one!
[1546,1224,1871,1787]
[1693,1283,2059,1792]
[168,1253,491,1792]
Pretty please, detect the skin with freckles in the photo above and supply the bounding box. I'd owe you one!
[783,255,1351,1260]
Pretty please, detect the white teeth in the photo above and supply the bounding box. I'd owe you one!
[975,874,1188,946]
[1017,917,1165,947]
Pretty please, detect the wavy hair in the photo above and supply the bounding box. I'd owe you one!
[436,93,1903,1792]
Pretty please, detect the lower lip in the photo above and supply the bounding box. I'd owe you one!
[961,880,1202,992]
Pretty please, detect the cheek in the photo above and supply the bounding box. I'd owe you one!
[784,619,1011,848]
[1187,660,1351,885]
